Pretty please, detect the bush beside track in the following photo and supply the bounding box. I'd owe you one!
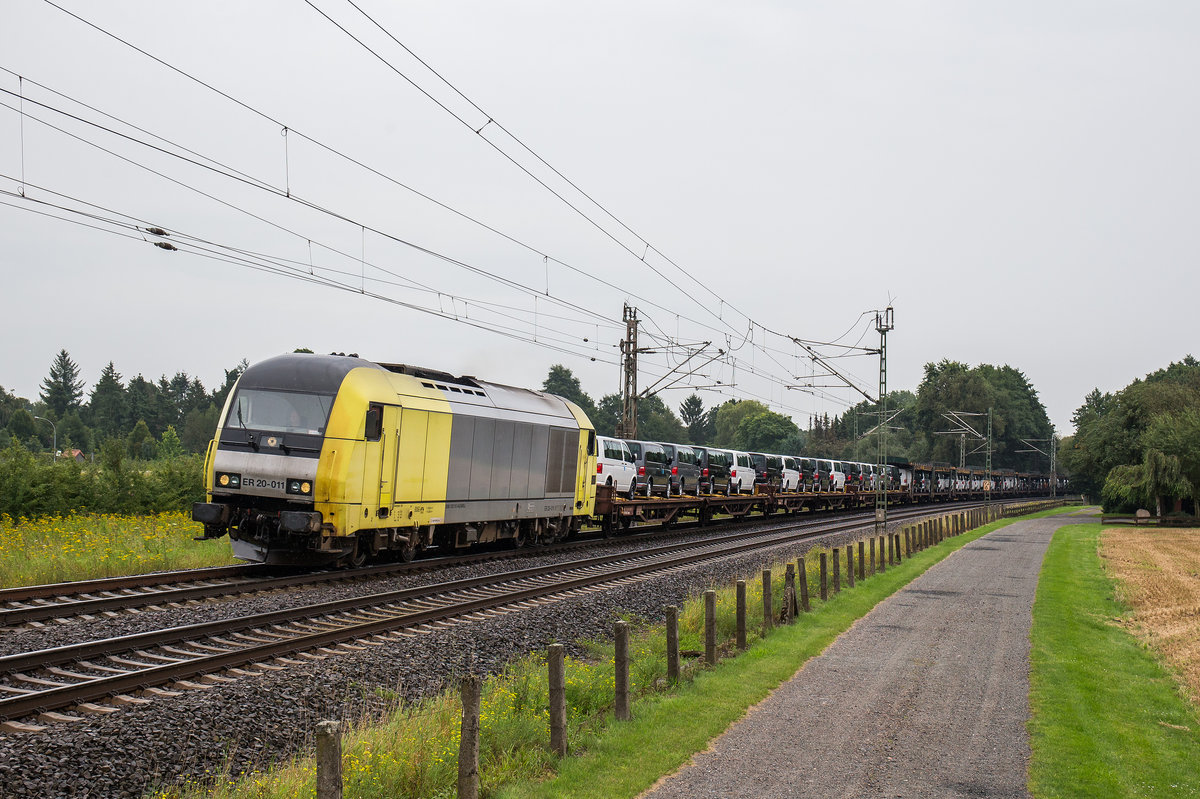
[0,443,203,520]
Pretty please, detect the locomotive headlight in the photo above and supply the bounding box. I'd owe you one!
[287,478,313,496]
[217,472,241,489]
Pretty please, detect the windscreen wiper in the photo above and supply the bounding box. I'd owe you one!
[237,404,259,452]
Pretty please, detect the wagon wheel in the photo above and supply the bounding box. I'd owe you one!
[399,535,418,563]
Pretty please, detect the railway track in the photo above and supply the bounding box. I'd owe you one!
[0,499,998,626]
[0,502,980,730]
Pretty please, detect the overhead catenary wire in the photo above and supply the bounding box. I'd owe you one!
[0,80,815,411]
[14,6,820,380]
[18,3,876,419]
[0,186,619,364]
[322,0,882,371]
[0,89,625,332]
[19,7,749,347]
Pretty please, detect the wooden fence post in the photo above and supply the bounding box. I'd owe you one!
[784,564,797,624]
[894,534,902,563]
[458,677,480,799]
[316,720,342,799]
[704,590,717,665]
[762,569,774,633]
[666,605,679,682]
[878,536,886,572]
[735,580,747,650]
[614,620,631,721]
[819,552,828,600]
[797,557,810,612]
[857,540,865,580]
[869,537,876,574]
[846,545,855,588]
[832,549,841,593]
[549,644,567,756]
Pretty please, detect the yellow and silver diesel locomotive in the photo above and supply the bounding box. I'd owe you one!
[193,353,597,565]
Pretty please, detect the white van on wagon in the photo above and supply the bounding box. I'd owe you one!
[780,456,800,492]
[595,436,637,498]
[830,461,847,492]
[729,451,756,494]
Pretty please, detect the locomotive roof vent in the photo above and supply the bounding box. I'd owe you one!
[417,379,487,398]
[379,362,484,391]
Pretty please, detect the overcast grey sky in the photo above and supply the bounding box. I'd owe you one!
[2,1,1198,435]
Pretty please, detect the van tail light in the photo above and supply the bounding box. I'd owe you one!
[702,468,709,477]
[638,466,645,476]
[671,466,678,475]
[597,463,603,474]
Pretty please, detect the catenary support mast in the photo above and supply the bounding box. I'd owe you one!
[616,304,639,439]
[874,307,894,539]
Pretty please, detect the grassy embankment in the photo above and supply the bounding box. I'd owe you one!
[0,512,235,587]
[155,505,1076,799]
[1029,522,1200,797]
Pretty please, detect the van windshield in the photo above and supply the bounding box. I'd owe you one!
[227,389,333,435]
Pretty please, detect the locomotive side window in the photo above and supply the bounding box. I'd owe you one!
[588,430,596,456]
[365,403,383,441]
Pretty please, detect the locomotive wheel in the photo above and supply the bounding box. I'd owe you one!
[346,537,368,568]
[399,536,418,563]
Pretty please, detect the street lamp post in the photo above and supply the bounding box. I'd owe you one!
[33,416,57,460]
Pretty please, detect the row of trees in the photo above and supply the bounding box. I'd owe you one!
[1,349,245,458]
[0,350,1061,518]
[1060,356,1200,513]
[542,359,1056,471]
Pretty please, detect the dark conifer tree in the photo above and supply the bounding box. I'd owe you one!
[89,362,127,440]
[39,349,84,417]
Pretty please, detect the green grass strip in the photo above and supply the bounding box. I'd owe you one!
[499,505,1078,799]
[1029,523,1200,798]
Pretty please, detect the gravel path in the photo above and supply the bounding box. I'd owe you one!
[642,514,1071,799]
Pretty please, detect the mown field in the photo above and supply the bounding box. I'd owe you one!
[0,512,235,587]
[1029,522,1200,798]
[1102,527,1200,705]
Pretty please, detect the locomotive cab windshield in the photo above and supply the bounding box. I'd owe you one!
[227,388,333,436]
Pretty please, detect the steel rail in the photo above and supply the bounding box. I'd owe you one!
[0,564,271,604]
[0,498,973,625]
[0,506,969,722]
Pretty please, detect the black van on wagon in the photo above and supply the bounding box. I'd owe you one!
[695,447,733,495]
[625,440,672,497]
[662,443,701,495]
